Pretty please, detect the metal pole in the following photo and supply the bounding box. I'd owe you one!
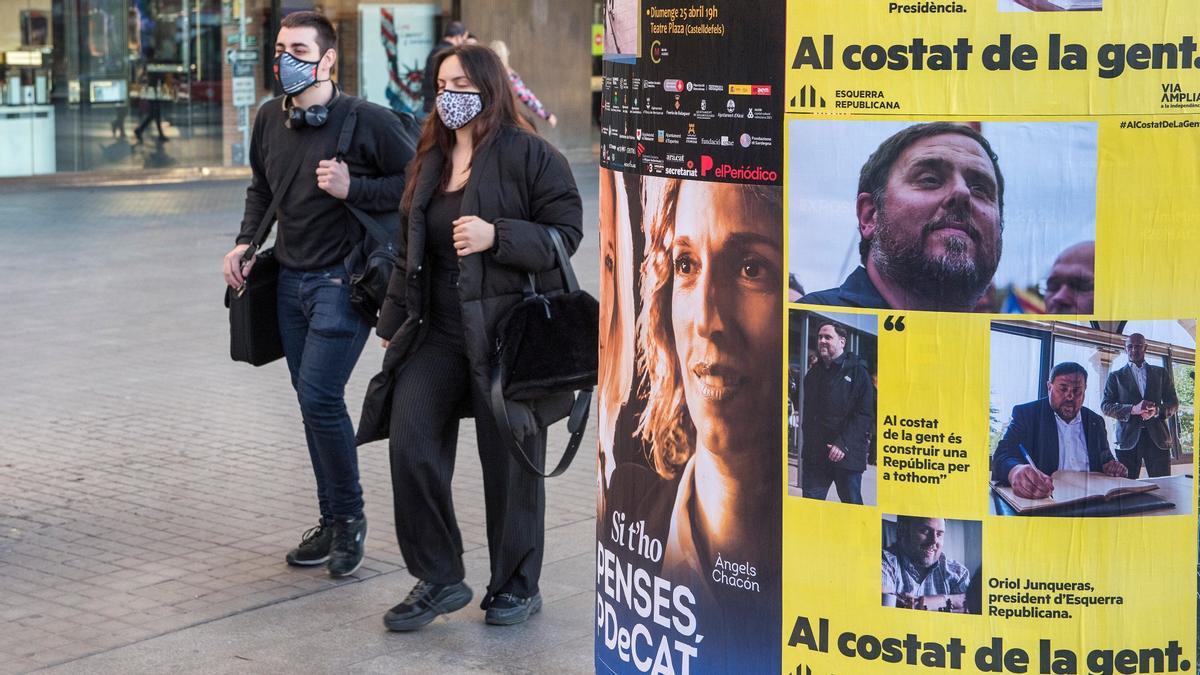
[238,0,248,163]
[181,0,192,138]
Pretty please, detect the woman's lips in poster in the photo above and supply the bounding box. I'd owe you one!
[691,361,746,401]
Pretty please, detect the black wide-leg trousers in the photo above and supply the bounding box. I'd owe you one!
[387,335,546,606]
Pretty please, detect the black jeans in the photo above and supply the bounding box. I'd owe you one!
[277,264,371,519]
[388,274,546,605]
[801,460,864,505]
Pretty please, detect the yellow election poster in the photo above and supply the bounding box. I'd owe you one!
[783,2,1199,675]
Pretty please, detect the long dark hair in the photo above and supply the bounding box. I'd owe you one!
[401,44,534,212]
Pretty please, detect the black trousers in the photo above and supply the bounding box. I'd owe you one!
[388,325,546,606]
[1117,433,1171,478]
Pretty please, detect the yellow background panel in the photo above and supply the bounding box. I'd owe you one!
[786,1,1200,118]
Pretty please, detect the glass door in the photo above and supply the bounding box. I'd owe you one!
[48,0,222,173]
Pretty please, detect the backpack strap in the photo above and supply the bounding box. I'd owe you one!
[334,97,394,247]
[335,96,364,162]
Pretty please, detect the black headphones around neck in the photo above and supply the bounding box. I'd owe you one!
[283,86,339,129]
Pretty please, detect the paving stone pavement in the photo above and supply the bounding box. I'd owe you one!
[0,162,601,674]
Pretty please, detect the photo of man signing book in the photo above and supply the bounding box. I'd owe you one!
[991,361,1127,500]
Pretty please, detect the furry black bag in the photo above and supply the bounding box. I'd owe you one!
[495,288,598,401]
[490,227,596,478]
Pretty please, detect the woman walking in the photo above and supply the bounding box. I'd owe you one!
[357,44,582,630]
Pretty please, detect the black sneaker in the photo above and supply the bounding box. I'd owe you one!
[484,592,542,626]
[285,519,332,566]
[326,515,367,578]
[383,580,473,631]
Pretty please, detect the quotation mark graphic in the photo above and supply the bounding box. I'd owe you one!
[883,315,906,332]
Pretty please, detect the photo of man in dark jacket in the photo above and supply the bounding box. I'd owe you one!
[1102,333,1180,478]
[991,362,1126,500]
[801,320,876,504]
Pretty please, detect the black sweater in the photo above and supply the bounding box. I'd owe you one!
[237,92,412,270]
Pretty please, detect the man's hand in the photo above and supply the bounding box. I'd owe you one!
[1102,459,1128,478]
[1008,463,1054,499]
[1132,400,1158,420]
[827,444,845,463]
[223,244,254,289]
[316,158,351,199]
[452,216,496,256]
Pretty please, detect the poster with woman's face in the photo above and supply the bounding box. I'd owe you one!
[596,169,784,674]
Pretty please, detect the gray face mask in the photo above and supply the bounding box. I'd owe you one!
[436,90,483,130]
[274,51,324,96]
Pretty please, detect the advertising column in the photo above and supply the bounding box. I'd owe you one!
[595,1,785,672]
[598,1,1199,673]
[783,2,1198,674]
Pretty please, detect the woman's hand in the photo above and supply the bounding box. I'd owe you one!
[452,215,496,256]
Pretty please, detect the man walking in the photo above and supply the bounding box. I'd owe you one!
[1102,333,1179,478]
[801,321,875,504]
[222,11,412,577]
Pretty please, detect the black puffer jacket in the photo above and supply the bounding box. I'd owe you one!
[356,125,583,444]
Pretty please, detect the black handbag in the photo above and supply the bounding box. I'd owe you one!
[224,139,308,366]
[225,249,283,365]
[344,202,399,326]
[336,98,406,326]
[490,227,598,477]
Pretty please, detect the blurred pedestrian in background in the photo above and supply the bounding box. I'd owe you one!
[421,20,469,118]
[491,40,557,128]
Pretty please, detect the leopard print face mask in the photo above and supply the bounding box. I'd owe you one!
[436,90,484,130]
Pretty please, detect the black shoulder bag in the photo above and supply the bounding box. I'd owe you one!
[224,141,308,366]
[336,98,403,326]
[490,227,598,478]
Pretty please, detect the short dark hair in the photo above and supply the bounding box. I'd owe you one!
[1049,361,1088,383]
[443,20,467,38]
[817,320,847,340]
[280,11,337,56]
[1125,332,1146,345]
[857,122,1005,263]
[789,273,805,295]
[895,515,936,533]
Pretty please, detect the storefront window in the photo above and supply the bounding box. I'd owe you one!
[2,0,439,177]
[0,0,55,176]
[0,0,276,175]
[52,0,229,172]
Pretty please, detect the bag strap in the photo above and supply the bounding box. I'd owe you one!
[545,227,579,292]
[335,97,395,247]
[490,370,592,479]
[521,227,578,296]
[241,133,309,261]
[488,226,589,478]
